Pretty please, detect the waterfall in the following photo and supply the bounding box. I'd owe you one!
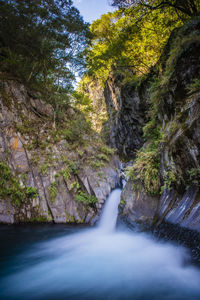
[1,185,200,300]
[98,188,121,232]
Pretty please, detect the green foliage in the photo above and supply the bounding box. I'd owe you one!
[0,0,90,105]
[77,150,84,157]
[100,145,115,156]
[96,153,110,162]
[71,181,81,190]
[60,168,71,181]
[143,118,160,140]
[161,168,177,193]
[85,7,182,85]
[162,33,200,92]
[15,124,32,135]
[126,142,161,195]
[26,186,38,198]
[120,199,126,205]
[187,78,200,95]
[111,0,200,18]
[75,75,108,133]
[75,191,97,206]
[39,163,50,175]
[0,162,37,206]
[29,216,48,223]
[60,160,79,181]
[86,144,114,170]
[59,113,92,144]
[188,168,200,186]
[73,91,94,113]
[48,182,57,203]
[90,160,105,170]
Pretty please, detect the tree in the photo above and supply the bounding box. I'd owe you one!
[110,0,200,17]
[0,0,90,102]
[85,7,181,85]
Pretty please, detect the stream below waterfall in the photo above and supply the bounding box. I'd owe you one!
[0,187,200,300]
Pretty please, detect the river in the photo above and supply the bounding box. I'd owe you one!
[0,187,200,300]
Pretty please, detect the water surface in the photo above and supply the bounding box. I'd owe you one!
[0,188,200,300]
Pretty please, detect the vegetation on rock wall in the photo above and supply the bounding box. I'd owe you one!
[75,191,97,207]
[126,16,200,195]
[70,3,200,197]
[0,162,38,207]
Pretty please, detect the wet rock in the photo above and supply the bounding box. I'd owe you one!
[120,181,158,227]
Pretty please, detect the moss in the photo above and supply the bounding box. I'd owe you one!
[29,215,48,223]
[120,199,126,206]
[70,216,75,223]
[76,218,84,224]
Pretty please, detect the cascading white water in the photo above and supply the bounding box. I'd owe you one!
[1,186,200,300]
[98,188,121,232]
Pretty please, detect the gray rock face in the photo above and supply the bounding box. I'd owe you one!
[0,199,15,224]
[103,73,146,158]
[157,187,200,232]
[120,181,158,227]
[119,18,200,233]
[0,79,121,224]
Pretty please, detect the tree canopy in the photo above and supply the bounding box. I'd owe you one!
[84,5,182,85]
[0,0,90,102]
[110,0,200,17]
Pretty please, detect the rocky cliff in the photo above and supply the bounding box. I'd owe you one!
[0,79,121,224]
[106,18,200,233]
[103,71,147,158]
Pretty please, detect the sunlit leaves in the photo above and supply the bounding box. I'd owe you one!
[85,5,182,85]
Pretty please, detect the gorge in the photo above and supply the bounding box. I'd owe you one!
[1,0,200,298]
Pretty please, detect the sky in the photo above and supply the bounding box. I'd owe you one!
[73,0,115,23]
